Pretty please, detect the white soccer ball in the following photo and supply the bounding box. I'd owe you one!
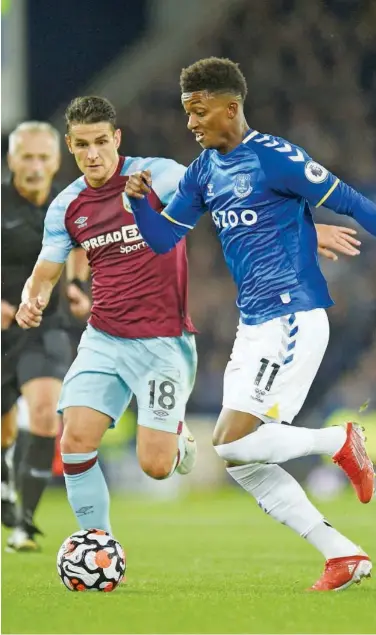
[57,529,126,592]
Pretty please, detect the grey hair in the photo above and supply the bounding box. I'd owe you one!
[8,121,60,155]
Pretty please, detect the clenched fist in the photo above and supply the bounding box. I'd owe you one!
[124,170,152,199]
[16,296,46,329]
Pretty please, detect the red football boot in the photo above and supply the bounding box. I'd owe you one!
[310,554,372,591]
[333,422,375,503]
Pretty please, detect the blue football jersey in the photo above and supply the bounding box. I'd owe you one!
[129,130,376,325]
[161,131,343,324]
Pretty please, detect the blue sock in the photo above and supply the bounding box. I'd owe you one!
[62,451,112,534]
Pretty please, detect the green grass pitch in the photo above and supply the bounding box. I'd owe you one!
[2,487,375,634]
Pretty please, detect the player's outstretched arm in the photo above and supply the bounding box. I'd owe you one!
[256,136,376,237]
[321,182,376,237]
[16,260,65,329]
[125,165,205,253]
[268,145,376,237]
[315,224,361,261]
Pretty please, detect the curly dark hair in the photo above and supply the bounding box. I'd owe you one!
[180,57,247,101]
[65,96,117,130]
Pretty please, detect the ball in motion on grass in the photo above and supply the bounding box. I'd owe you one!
[57,529,126,592]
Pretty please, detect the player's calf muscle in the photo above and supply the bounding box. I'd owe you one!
[138,444,178,479]
[212,408,260,446]
[137,427,179,479]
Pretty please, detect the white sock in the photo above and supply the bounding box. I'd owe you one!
[305,522,360,559]
[227,462,359,559]
[168,433,186,476]
[215,424,346,465]
[227,462,323,535]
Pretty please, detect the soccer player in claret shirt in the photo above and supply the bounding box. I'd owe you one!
[15,96,199,537]
[125,58,376,592]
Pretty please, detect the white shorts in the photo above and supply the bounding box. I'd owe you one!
[223,308,329,424]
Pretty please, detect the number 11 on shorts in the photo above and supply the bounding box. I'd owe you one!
[254,358,280,392]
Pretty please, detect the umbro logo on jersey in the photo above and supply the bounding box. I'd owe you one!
[234,173,253,198]
[74,216,88,227]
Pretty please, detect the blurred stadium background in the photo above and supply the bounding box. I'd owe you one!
[2,0,375,499]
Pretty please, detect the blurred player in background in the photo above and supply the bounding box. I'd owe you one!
[2,122,90,552]
[125,57,376,592]
[14,97,362,553]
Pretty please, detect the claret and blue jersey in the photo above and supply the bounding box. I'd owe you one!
[131,130,376,325]
[38,155,196,339]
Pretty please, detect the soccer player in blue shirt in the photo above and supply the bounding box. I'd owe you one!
[125,57,376,591]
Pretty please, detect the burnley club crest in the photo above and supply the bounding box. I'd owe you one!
[234,173,252,198]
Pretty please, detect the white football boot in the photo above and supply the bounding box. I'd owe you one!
[176,422,197,475]
[6,520,43,553]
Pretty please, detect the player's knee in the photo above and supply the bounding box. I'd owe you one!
[139,455,173,480]
[28,401,59,437]
[60,417,97,455]
[60,428,96,454]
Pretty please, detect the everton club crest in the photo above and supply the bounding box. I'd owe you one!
[234,173,252,198]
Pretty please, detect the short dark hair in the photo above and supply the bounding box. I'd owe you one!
[65,96,117,130]
[180,57,247,101]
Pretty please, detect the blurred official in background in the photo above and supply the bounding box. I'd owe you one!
[1,121,90,551]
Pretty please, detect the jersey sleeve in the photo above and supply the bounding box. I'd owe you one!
[261,139,376,235]
[263,141,340,208]
[140,157,187,206]
[160,158,206,229]
[38,195,74,263]
[128,158,206,254]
